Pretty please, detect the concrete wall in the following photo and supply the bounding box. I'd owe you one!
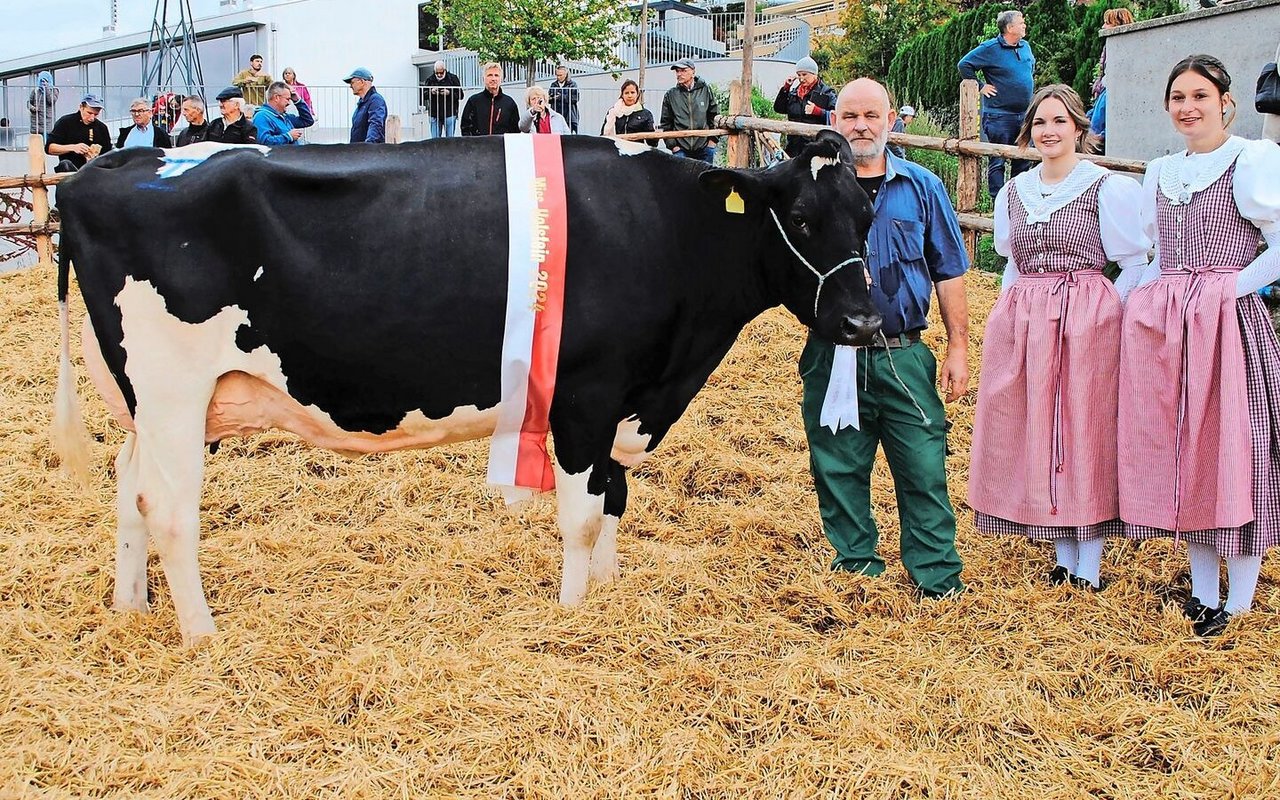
[1103,0,1280,160]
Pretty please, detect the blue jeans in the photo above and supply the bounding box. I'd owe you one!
[674,146,715,165]
[430,116,455,139]
[981,112,1032,198]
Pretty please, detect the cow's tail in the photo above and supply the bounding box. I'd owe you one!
[53,242,91,487]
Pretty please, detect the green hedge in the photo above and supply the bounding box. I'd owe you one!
[886,0,1181,133]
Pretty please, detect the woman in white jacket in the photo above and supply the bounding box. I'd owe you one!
[519,86,570,134]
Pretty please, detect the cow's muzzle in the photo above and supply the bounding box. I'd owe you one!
[838,312,883,346]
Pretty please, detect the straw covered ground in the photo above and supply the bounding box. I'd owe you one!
[2,264,1278,799]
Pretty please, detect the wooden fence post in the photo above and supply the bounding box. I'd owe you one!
[28,133,54,270]
[957,79,980,263]
[726,79,749,168]
[729,0,755,169]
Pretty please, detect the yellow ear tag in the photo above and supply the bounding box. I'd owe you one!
[725,188,745,214]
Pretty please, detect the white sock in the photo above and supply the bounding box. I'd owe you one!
[1224,555,1263,615]
[1187,542,1221,606]
[1054,539,1079,572]
[1075,538,1104,587]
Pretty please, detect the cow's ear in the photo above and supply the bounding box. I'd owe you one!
[698,169,770,206]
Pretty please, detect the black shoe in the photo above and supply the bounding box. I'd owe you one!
[1048,565,1072,586]
[1193,607,1232,637]
[1070,575,1106,592]
[1182,596,1211,623]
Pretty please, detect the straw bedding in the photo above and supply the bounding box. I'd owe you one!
[1,265,1277,799]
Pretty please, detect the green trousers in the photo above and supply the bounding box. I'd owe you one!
[800,335,965,597]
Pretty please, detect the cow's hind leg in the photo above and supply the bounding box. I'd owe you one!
[112,433,150,613]
[132,401,216,646]
[589,461,628,585]
[555,462,605,606]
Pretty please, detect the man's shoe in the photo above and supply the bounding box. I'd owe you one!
[1070,575,1106,592]
[1193,607,1232,637]
[1048,565,1072,586]
[1182,596,1211,623]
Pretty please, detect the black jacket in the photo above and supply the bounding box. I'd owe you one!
[460,89,521,136]
[773,79,838,157]
[602,106,658,146]
[116,123,173,150]
[175,121,209,147]
[548,79,580,132]
[423,71,463,119]
[207,116,258,145]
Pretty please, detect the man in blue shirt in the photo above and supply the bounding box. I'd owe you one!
[800,78,969,599]
[958,9,1035,198]
[253,81,314,146]
[344,67,387,144]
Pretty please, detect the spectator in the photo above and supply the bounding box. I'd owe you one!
[660,58,719,164]
[461,63,521,136]
[253,81,314,146]
[208,87,258,145]
[175,97,210,146]
[1089,8,1134,154]
[601,79,657,145]
[344,67,387,144]
[233,54,273,107]
[46,94,112,173]
[888,105,915,158]
[548,65,580,134]
[958,9,1036,198]
[424,60,462,139]
[772,56,838,158]
[282,68,313,113]
[28,71,58,138]
[802,78,969,600]
[519,85,571,134]
[117,97,173,150]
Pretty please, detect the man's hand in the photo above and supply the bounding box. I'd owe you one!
[72,143,91,156]
[980,84,998,98]
[940,347,969,402]
[289,128,302,141]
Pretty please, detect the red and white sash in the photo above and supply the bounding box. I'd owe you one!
[487,134,568,503]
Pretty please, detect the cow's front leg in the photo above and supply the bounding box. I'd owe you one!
[589,462,628,585]
[554,463,605,606]
[112,433,150,613]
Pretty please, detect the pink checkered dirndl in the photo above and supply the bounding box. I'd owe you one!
[972,180,1123,541]
[1119,164,1280,557]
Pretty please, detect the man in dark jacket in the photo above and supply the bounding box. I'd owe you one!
[424,60,463,138]
[117,97,174,150]
[461,62,520,136]
[344,67,387,143]
[175,97,210,147]
[660,58,719,163]
[46,94,113,172]
[207,86,258,145]
[773,56,837,158]
[548,65,580,134]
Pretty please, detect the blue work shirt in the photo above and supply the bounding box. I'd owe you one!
[350,87,387,143]
[958,36,1036,116]
[253,98,314,146]
[864,151,969,337]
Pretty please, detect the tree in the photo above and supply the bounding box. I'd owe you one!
[420,0,629,85]
[818,0,958,86]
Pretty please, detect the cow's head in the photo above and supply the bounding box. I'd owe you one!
[699,130,881,346]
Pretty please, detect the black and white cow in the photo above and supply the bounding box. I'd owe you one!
[52,132,879,645]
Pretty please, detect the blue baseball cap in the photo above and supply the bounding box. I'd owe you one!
[343,67,373,83]
[80,93,105,109]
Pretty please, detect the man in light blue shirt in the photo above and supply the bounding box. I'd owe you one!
[800,78,969,599]
[116,97,172,150]
[958,9,1035,197]
[253,81,314,146]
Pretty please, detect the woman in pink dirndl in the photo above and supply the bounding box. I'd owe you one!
[1119,55,1280,637]
[970,85,1150,590]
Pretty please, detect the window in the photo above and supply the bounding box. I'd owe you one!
[198,35,236,98]
[104,53,143,115]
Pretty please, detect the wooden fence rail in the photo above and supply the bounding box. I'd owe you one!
[5,83,1148,268]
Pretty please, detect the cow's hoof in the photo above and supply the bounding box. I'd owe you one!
[182,629,216,649]
[112,598,151,614]
[558,586,588,606]
[589,562,619,584]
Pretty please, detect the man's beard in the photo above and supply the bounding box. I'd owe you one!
[849,130,888,164]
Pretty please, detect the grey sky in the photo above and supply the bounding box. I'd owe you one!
[0,0,226,63]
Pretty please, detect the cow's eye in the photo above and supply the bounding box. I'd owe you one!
[791,214,808,231]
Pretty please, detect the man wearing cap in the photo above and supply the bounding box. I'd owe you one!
[800,78,969,600]
[116,97,173,150]
[461,62,521,136]
[888,105,916,158]
[233,54,273,107]
[773,56,837,158]
[424,60,462,139]
[345,68,387,144]
[208,87,258,144]
[46,94,112,172]
[660,59,719,163]
[253,81,314,146]
[548,65,580,134]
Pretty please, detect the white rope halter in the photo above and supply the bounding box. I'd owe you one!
[768,207,865,319]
